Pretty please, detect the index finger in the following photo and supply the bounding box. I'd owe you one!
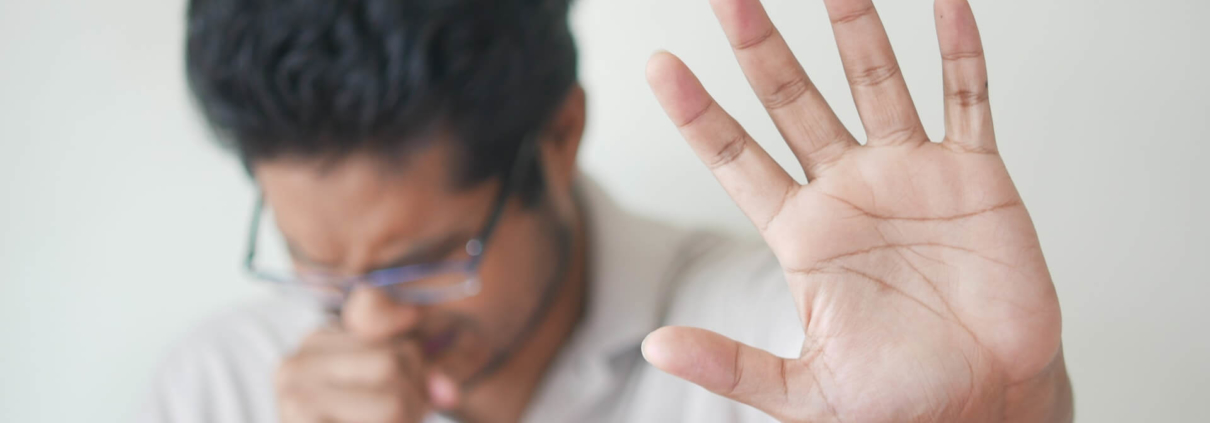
[289,327,427,389]
[709,0,856,177]
[647,52,799,233]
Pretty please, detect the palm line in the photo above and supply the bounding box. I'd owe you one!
[815,188,1023,223]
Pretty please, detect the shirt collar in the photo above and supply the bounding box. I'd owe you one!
[515,175,713,423]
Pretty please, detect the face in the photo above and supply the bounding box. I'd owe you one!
[255,141,565,383]
[254,86,586,385]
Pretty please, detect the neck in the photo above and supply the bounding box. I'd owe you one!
[456,200,589,423]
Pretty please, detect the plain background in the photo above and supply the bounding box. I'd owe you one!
[2,0,1207,421]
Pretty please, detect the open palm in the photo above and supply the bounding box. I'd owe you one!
[643,0,1069,422]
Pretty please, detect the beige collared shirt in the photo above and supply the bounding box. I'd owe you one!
[139,178,803,422]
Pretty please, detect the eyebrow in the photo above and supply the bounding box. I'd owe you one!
[285,232,472,274]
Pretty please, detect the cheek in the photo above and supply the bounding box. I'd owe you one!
[456,210,559,344]
[428,212,563,378]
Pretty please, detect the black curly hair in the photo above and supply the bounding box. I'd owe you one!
[185,0,578,200]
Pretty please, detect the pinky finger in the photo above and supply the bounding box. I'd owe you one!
[936,0,996,153]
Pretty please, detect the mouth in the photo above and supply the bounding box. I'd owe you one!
[422,327,460,358]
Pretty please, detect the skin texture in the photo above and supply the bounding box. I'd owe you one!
[264,87,591,423]
[641,0,1073,422]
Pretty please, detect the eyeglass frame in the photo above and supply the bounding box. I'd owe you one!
[241,132,540,306]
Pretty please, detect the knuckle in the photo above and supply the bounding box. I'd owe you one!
[676,101,714,129]
[706,133,750,170]
[760,75,813,110]
[830,4,876,25]
[847,62,902,88]
[871,124,924,145]
[363,351,403,378]
[801,129,852,175]
[942,50,985,62]
[942,136,998,155]
[946,87,989,107]
[732,26,776,51]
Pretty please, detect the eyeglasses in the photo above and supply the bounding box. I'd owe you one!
[242,135,539,309]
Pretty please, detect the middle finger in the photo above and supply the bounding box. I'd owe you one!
[824,0,926,146]
[710,0,857,178]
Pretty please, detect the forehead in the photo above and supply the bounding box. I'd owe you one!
[253,142,497,265]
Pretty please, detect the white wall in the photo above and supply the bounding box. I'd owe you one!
[1,0,1207,421]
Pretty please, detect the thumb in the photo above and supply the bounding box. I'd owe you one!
[642,326,795,416]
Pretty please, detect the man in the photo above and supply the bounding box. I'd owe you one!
[142,0,1073,421]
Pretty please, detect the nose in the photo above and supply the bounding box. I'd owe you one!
[342,285,422,343]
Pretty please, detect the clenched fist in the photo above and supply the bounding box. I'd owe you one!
[275,326,460,423]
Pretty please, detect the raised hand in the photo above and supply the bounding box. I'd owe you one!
[642,0,1071,421]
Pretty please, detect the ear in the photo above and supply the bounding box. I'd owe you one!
[540,84,587,196]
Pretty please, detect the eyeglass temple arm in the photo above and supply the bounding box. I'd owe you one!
[469,134,541,264]
[244,195,266,271]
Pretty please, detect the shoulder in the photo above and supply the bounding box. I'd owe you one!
[158,295,323,369]
[136,296,324,423]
